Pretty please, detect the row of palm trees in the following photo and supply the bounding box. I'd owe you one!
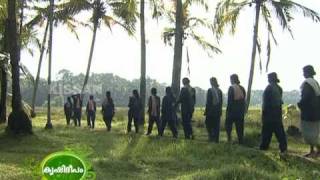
[1,0,319,134]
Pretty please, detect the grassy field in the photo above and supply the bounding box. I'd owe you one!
[0,107,319,180]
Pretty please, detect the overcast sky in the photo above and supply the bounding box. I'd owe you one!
[22,0,320,93]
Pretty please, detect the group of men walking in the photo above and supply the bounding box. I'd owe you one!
[64,92,115,130]
[143,78,196,139]
[64,65,320,156]
[259,65,320,156]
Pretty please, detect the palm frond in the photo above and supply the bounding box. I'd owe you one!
[256,38,262,73]
[270,0,294,37]
[109,0,137,35]
[213,0,249,40]
[273,0,320,22]
[266,33,271,72]
[162,27,175,46]
[56,0,92,17]
[190,32,222,57]
[185,0,209,11]
[20,28,41,54]
[24,6,47,29]
[149,0,165,19]
[186,47,191,77]
[102,14,135,36]
[19,63,35,85]
[102,15,114,32]
[64,18,80,40]
[186,17,213,30]
[261,4,277,45]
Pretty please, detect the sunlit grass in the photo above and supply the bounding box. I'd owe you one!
[0,108,319,179]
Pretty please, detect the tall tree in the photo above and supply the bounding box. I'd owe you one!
[30,20,49,117]
[0,0,8,124]
[138,0,165,124]
[27,1,85,117]
[165,0,220,98]
[72,0,137,96]
[6,0,32,134]
[0,0,40,122]
[214,0,320,110]
[23,3,87,117]
[171,0,183,98]
[139,0,147,124]
[45,0,54,129]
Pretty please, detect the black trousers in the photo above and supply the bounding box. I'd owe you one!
[74,109,81,127]
[128,112,139,133]
[225,116,244,144]
[147,115,161,135]
[103,115,113,131]
[159,114,178,138]
[65,114,71,125]
[260,121,287,152]
[182,112,193,139]
[205,116,220,142]
[87,111,96,129]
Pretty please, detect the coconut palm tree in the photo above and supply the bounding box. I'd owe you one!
[45,0,55,129]
[6,0,32,134]
[139,0,165,124]
[30,20,49,117]
[0,0,42,123]
[213,0,320,110]
[139,0,146,124]
[171,0,183,98]
[27,1,86,117]
[164,0,221,97]
[60,0,138,96]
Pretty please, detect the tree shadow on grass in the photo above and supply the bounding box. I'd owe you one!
[89,128,147,179]
[138,139,283,179]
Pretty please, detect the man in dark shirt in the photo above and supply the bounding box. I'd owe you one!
[146,88,161,135]
[225,74,246,144]
[177,77,196,139]
[260,72,287,153]
[86,95,96,129]
[205,77,223,142]
[64,97,73,125]
[102,91,115,131]
[298,65,320,157]
[128,89,141,133]
[159,87,178,138]
[72,94,82,127]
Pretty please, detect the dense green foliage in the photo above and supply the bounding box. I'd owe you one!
[0,108,319,179]
[15,71,300,107]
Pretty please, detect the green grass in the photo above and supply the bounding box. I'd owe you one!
[0,108,319,180]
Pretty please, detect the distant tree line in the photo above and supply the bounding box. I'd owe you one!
[15,69,300,107]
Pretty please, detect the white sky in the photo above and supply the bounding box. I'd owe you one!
[22,0,320,93]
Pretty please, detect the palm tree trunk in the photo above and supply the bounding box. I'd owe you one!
[31,20,49,117]
[0,67,7,123]
[81,20,98,96]
[246,0,261,111]
[45,0,54,129]
[19,0,25,36]
[139,0,146,125]
[171,0,184,98]
[8,0,21,111]
[6,0,32,134]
